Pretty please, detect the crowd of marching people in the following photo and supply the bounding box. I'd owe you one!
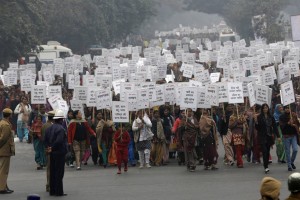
[1,26,300,198]
[0,81,299,175]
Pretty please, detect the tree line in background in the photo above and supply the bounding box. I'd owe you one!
[0,0,155,64]
[0,0,298,65]
[185,0,295,42]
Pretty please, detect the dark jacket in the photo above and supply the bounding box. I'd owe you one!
[255,114,279,145]
[44,123,68,155]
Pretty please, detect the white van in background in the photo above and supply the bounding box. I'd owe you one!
[36,41,73,63]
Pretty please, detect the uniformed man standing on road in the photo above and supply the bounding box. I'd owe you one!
[44,109,68,196]
[41,110,55,192]
[0,108,15,194]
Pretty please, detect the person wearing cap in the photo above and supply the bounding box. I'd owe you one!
[41,110,55,192]
[259,177,281,200]
[286,172,300,200]
[44,109,68,196]
[0,108,15,194]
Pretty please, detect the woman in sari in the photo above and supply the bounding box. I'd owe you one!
[179,108,199,172]
[199,109,219,170]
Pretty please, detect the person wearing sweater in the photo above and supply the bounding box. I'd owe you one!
[67,110,96,170]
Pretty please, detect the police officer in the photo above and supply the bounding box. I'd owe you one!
[286,172,300,200]
[0,108,15,194]
[44,110,68,196]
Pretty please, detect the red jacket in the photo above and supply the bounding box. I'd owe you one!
[67,120,96,144]
[113,130,130,148]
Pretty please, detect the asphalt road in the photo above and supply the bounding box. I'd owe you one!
[4,137,298,200]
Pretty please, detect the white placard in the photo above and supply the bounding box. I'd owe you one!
[218,82,229,103]
[20,76,32,92]
[31,85,47,104]
[86,87,100,107]
[210,73,220,83]
[48,86,62,98]
[197,87,210,109]
[140,82,157,101]
[262,70,274,86]
[96,90,112,110]
[74,87,87,103]
[126,91,138,111]
[120,83,135,102]
[99,75,112,89]
[280,80,295,106]
[48,94,63,110]
[180,87,198,111]
[228,82,244,104]
[255,84,269,106]
[112,101,129,123]
[205,85,219,106]
[164,83,176,104]
[150,85,165,107]
[43,71,53,84]
[83,75,96,86]
[137,89,149,110]
[70,100,83,111]
[56,100,69,117]
[182,64,194,78]
[247,82,256,107]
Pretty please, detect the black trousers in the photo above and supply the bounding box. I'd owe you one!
[50,153,65,196]
[90,137,99,164]
[261,143,271,169]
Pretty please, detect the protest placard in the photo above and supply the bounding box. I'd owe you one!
[56,100,69,117]
[43,70,53,84]
[112,79,125,95]
[247,82,256,107]
[70,99,82,110]
[20,76,32,92]
[137,89,149,110]
[47,85,62,98]
[3,71,17,86]
[48,94,63,110]
[205,85,219,106]
[120,83,135,102]
[112,101,129,123]
[150,85,165,107]
[96,90,112,110]
[74,86,87,103]
[286,60,300,77]
[255,84,269,105]
[228,82,244,104]
[180,87,198,111]
[277,64,291,84]
[197,87,210,109]
[210,73,220,83]
[31,85,47,104]
[262,70,274,86]
[164,83,176,104]
[140,82,157,101]
[86,87,100,107]
[240,77,255,97]
[280,80,295,106]
[126,91,138,111]
[182,64,194,78]
[217,82,229,103]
